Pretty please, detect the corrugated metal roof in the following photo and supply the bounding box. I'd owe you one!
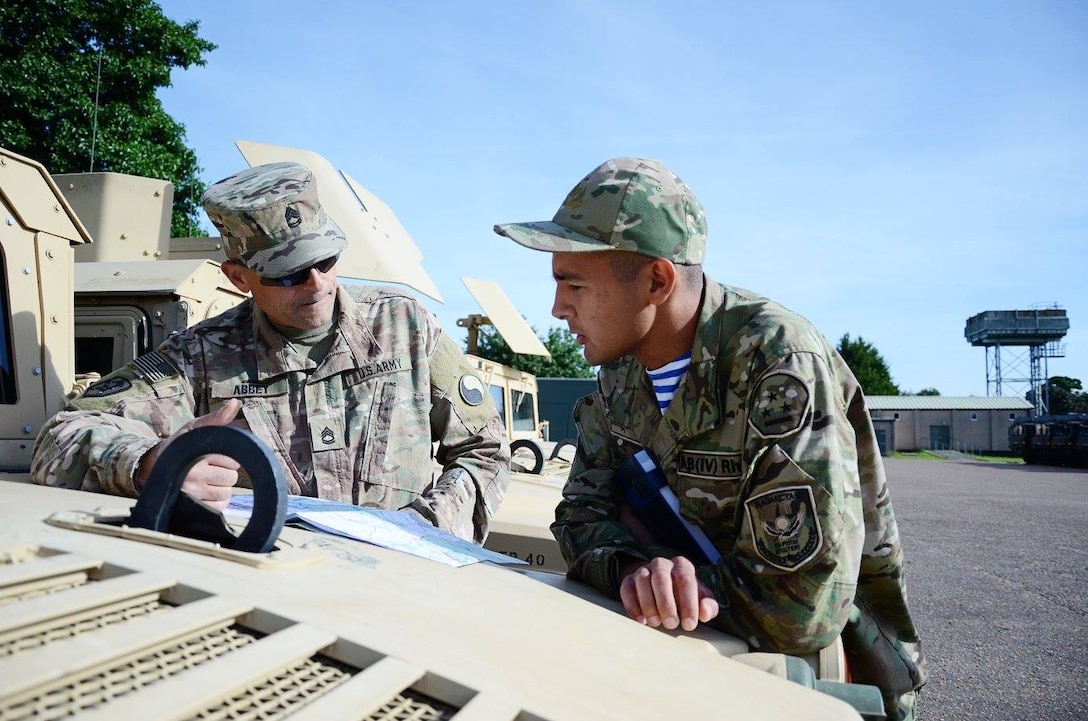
[865,396,1033,410]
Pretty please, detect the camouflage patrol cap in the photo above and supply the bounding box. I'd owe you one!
[494,157,707,264]
[201,161,348,278]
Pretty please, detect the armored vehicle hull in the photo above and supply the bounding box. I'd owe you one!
[0,477,860,720]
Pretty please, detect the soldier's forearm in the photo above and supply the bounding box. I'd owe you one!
[698,559,850,654]
[412,466,486,542]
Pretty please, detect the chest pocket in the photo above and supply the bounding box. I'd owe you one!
[357,380,433,493]
[233,389,309,495]
[675,448,745,537]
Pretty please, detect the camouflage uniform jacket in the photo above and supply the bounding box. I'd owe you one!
[553,278,926,713]
[32,285,510,543]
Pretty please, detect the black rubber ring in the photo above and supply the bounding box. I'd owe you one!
[128,425,287,553]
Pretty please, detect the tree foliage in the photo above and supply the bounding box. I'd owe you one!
[1028,376,1088,415]
[0,0,215,237]
[915,387,941,396]
[471,326,596,379]
[836,333,900,395]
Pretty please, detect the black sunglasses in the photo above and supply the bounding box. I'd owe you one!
[259,255,340,287]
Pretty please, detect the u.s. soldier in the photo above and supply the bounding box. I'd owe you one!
[32,161,510,543]
[494,157,927,717]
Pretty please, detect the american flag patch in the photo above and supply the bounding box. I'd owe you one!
[131,351,180,383]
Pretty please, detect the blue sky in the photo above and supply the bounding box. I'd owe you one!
[155,0,1086,396]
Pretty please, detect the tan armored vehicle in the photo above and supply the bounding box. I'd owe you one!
[452,282,573,571]
[0,147,879,719]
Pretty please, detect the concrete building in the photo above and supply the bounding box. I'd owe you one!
[866,396,1034,454]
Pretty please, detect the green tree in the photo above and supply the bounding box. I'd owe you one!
[915,387,941,396]
[836,333,900,395]
[0,0,215,237]
[472,326,596,379]
[1029,376,1088,415]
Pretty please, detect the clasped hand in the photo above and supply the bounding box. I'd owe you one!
[135,399,243,511]
[619,556,720,632]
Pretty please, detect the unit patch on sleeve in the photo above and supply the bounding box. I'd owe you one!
[81,377,132,398]
[749,371,811,438]
[458,373,485,406]
[745,485,823,571]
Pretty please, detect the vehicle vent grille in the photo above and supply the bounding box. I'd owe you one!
[1,597,169,658]
[363,691,458,721]
[0,546,94,607]
[0,546,511,720]
[189,653,354,721]
[0,573,89,606]
[2,623,260,720]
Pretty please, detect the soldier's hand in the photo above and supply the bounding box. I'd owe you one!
[135,399,243,511]
[619,556,720,632]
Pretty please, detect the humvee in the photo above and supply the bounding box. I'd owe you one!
[456,278,575,474]
[0,146,881,719]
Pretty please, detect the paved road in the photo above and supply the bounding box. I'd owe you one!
[885,457,1087,720]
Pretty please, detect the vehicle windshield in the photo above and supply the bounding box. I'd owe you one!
[490,384,506,427]
[511,389,536,432]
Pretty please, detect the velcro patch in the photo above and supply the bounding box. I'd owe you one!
[677,449,742,480]
[131,351,180,383]
[309,417,346,452]
[81,377,132,398]
[750,371,811,438]
[458,373,485,406]
[213,377,289,400]
[745,485,823,571]
[345,356,410,385]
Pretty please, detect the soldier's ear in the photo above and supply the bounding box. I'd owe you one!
[221,260,253,293]
[646,258,676,306]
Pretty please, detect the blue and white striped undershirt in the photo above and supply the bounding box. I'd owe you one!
[646,350,692,413]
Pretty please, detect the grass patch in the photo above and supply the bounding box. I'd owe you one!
[891,450,944,461]
[890,450,1024,464]
[972,454,1025,465]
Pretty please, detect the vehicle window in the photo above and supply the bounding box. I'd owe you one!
[0,250,15,403]
[75,337,117,377]
[490,385,506,427]
[511,389,536,432]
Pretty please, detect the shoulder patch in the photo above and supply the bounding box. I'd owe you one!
[745,485,823,571]
[458,373,485,406]
[81,377,132,398]
[131,351,180,383]
[749,371,811,438]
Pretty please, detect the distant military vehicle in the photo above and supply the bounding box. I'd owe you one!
[1009,414,1088,467]
[0,146,882,719]
[457,277,576,474]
